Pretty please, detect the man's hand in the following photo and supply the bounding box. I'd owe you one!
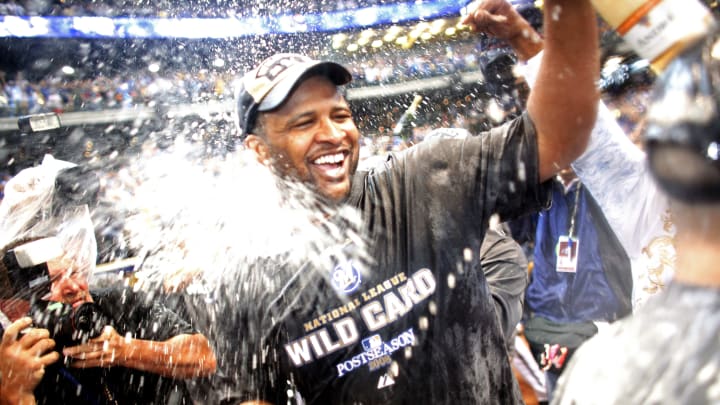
[461,0,543,61]
[0,317,59,404]
[62,325,128,368]
[63,326,217,378]
[462,0,522,40]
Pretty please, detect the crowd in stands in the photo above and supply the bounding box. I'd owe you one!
[1,0,408,18]
[0,31,647,172]
[0,37,502,118]
[0,69,233,117]
[339,40,498,85]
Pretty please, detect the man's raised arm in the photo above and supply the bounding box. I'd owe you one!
[465,0,600,181]
[530,0,599,180]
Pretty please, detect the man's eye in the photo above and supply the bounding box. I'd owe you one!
[294,120,313,128]
[68,268,86,279]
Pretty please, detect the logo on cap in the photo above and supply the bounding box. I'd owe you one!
[245,54,313,103]
[254,54,311,82]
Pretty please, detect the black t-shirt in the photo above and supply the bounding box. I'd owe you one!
[216,113,549,404]
[32,287,197,405]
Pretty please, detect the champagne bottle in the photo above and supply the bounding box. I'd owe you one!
[591,0,716,73]
[393,95,423,140]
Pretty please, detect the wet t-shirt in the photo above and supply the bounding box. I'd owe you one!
[33,288,196,405]
[218,113,549,404]
[553,281,720,405]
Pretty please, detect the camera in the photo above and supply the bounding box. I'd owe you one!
[28,300,108,349]
[2,237,109,348]
[2,237,61,300]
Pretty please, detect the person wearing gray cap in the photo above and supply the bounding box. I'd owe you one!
[221,0,600,404]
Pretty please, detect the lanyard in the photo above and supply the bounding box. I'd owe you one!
[567,182,582,239]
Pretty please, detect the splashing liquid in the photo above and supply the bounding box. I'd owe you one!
[116,143,370,291]
[99,139,374,403]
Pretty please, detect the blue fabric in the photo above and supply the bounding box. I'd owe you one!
[525,180,623,323]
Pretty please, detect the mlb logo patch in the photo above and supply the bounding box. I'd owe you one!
[362,335,382,351]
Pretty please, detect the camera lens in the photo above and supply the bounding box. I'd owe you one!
[72,302,107,339]
[28,301,108,348]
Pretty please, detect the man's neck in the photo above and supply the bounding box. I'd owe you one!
[674,245,720,288]
[673,217,720,288]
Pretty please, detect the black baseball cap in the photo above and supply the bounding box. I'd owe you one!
[235,53,352,140]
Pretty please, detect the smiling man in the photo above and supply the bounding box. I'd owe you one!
[238,55,359,202]
[226,1,600,404]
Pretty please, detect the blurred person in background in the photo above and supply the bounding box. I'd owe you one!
[468,0,719,403]
[465,0,676,309]
[511,166,632,401]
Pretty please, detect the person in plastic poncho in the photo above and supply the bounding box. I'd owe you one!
[464,0,677,311]
[468,0,720,402]
[0,156,217,405]
[214,0,600,403]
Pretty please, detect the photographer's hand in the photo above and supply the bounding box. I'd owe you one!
[64,325,216,378]
[62,325,127,369]
[0,317,59,405]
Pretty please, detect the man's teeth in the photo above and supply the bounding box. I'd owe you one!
[313,152,345,165]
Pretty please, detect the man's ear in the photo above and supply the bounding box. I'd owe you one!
[244,134,270,165]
